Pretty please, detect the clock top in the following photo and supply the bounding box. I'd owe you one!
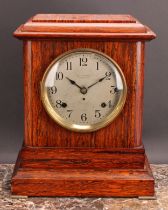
[14,14,156,40]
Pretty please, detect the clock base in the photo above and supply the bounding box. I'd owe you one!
[11,147,154,197]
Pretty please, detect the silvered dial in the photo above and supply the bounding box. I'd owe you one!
[41,49,127,132]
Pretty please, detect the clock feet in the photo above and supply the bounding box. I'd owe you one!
[138,195,157,200]
[11,195,28,199]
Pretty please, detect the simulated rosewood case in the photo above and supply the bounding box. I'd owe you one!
[11,14,156,197]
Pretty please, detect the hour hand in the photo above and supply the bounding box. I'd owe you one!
[66,77,82,89]
[66,77,88,95]
[88,75,107,89]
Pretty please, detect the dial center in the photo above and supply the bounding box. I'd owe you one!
[80,87,87,95]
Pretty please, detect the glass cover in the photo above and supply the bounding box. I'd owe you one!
[41,49,127,132]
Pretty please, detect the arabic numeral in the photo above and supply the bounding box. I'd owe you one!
[96,62,99,70]
[56,72,63,80]
[56,100,62,108]
[66,61,72,70]
[110,86,118,94]
[50,86,57,94]
[95,110,101,118]
[67,110,73,118]
[105,72,112,80]
[81,113,87,121]
[80,57,88,66]
[108,100,113,108]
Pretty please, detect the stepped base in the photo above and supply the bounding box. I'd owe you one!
[11,147,154,197]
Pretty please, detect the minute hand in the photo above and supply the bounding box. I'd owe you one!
[88,75,107,89]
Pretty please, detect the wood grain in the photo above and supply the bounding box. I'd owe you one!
[23,41,32,146]
[22,22,146,33]
[18,147,145,170]
[13,14,156,40]
[11,156,154,197]
[12,14,156,197]
[23,40,143,148]
[32,14,136,23]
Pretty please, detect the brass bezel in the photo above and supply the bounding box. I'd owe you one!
[40,48,127,132]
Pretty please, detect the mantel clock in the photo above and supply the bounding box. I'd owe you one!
[11,14,156,197]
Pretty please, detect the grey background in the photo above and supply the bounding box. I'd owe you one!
[0,0,167,163]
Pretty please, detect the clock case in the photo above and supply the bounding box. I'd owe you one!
[11,14,156,197]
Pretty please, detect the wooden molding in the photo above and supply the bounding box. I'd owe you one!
[12,148,154,197]
[13,14,156,40]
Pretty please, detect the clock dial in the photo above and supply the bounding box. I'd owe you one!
[41,49,127,132]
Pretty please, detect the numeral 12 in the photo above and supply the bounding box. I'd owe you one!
[80,57,88,66]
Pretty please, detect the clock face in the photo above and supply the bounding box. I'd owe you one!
[41,49,127,132]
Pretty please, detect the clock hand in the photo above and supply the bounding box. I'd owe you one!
[66,77,82,89]
[66,77,88,94]
[88,75,107,89]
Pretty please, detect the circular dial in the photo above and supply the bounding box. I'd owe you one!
[41,49,127,132]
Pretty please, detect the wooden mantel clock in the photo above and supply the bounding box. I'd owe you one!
[11,14,156,197]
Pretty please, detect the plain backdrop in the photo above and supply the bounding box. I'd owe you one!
[0,0,167,163]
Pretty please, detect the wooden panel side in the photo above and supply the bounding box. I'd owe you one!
[95,41,137,148]
[23,41,32,146]
[135,42,145,146]
[30,40,138,148]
